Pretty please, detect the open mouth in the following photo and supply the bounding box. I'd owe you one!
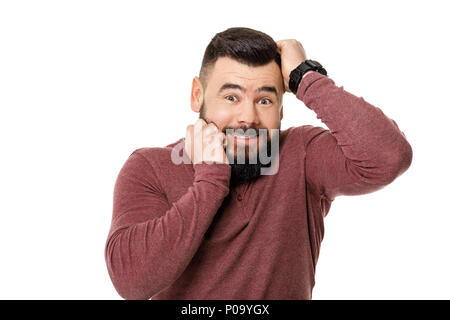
[227,132,259,145]
[230,132,258,139]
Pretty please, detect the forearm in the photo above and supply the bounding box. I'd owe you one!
[105,162,230,300]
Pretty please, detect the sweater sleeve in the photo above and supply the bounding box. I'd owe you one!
[104,150,231,300]
[296,72,413,202]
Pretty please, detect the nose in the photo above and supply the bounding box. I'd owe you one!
[237,100,260,127]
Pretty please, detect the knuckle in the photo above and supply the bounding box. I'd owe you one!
[207,123,219,130]
[204,125,216,136]
[193,120,202,130]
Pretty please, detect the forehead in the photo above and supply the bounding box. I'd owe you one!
[208,56,283,91]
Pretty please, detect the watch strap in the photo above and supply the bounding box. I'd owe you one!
[289,59,327,94]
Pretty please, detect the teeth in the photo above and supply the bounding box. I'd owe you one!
[231,134,257,139]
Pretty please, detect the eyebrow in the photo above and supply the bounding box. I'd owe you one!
[218,83,279,97]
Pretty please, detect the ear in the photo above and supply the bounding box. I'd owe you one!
[280,104,284,121]
[190,76,204,113]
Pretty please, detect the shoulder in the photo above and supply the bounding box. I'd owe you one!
[118,138,186,190]
[282,125,329,148]
[131,137,185,166]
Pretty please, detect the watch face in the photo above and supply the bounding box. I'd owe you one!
[307,60,320,68]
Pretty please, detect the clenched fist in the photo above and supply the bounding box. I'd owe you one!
[184,119,229,165]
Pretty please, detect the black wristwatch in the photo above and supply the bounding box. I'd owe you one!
[289,59,327,94]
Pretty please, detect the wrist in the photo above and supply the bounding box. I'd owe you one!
[302,70,315,79]
[288,60,327,94]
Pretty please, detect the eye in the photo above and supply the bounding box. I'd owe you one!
[225,95,238,102]
[259,98,272,105]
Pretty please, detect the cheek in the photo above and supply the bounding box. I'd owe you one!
[214,107,232,118]
[205,102,234,128]
[259,110,281,128]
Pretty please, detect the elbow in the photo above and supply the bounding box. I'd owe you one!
[104,234,154,300]
[114,280,153,300]
[390,139,413,177]
[105,254,154,300]
[380,140,413,184]
[356,141,413,186]
[104,225,185,300]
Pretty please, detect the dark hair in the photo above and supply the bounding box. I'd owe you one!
[199,27,281,90]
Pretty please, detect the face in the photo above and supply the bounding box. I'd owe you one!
[190,56,284,184]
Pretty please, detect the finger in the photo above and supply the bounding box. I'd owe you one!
[204,119,220,129]
[194,119,207,133]
[184,125,193,162]
[196,118,207,127]
[205,123,219,134]
[185,124,193,141]
[193,119,206,140]
[220,132,227,148]
[213,132,227,148]
[276,41,282,53]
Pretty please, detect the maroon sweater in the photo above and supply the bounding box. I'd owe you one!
[105,72,413,300]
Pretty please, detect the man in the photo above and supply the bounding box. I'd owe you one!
[104,27,412,300]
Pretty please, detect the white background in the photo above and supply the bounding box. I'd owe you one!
[0,0,448,299]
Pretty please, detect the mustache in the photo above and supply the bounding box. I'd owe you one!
[199,117,270,138]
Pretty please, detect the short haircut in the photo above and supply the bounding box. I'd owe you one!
[199,27,281,91]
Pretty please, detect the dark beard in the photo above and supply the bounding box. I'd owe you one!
[228,159,272,186]
[226,137,273,186]
[199,102,273,186]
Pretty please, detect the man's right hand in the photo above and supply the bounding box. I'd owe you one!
[185,119,229,165]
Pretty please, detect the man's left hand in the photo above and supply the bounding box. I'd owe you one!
[276,39,311,94]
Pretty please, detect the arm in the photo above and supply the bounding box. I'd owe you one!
[297,72,413,202]
[104,150,231,299]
